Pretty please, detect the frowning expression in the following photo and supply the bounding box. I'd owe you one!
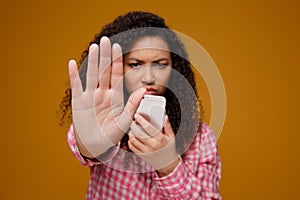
[124,36,172,96]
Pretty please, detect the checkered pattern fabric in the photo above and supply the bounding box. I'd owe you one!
[67,123,221,199]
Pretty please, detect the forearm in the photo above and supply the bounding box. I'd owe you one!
[154,123,222,200]
[156,158,180,177]
[154,159,221,200]
[73,122,125,159]
[74,130,93,158]
[67,125,120,166]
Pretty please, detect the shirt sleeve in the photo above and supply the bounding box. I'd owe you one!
[153,123,222,200]
[67,124,120,167]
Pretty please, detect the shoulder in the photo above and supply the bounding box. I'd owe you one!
[192,122,217,146]
[199,122,218,145]
[183,122,220,167]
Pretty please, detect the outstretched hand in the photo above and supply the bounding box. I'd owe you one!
[68,36,146,158]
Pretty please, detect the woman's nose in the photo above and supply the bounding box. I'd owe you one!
[141,66,155,85]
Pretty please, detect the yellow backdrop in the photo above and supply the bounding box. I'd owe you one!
[0,0,299,199]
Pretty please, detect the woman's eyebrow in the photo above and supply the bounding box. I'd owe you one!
[127,58,144,63]
[126,58,169,63]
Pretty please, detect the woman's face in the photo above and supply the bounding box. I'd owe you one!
[124,36,172,96]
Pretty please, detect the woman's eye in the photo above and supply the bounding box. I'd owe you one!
[154,63,168,68]
[128,63,141,68]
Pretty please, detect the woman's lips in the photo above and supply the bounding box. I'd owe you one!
[145,88,158,95]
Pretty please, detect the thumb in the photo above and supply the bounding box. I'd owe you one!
[116,87,146,132]
[163,115,174,138]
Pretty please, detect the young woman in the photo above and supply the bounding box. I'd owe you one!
[61,11,221,199]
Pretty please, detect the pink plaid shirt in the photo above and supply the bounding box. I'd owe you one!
[67,123,221,200]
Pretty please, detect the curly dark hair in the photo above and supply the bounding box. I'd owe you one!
[59,11,203,156]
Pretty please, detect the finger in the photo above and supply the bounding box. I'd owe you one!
[68,59,78,89]
[128,130,134,138]
[130,122,158,148]
[86,44,99,91]
[134,113,160,136]
[130,122,150,140]
[116,87,146,132]
[128,139,141,153]
[128,130,142,152]
[128,136,145,153]
[163,115,175,138]
[68,60,83,98]
[111,43,123,92]
[99,36,112,90]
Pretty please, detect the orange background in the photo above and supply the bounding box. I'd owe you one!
[0,0,299,199]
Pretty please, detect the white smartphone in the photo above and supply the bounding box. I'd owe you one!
[136,95,166,130]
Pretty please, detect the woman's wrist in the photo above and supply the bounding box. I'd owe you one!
[157,158,180,177]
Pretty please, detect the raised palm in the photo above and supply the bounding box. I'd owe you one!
[68,37,145,158]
